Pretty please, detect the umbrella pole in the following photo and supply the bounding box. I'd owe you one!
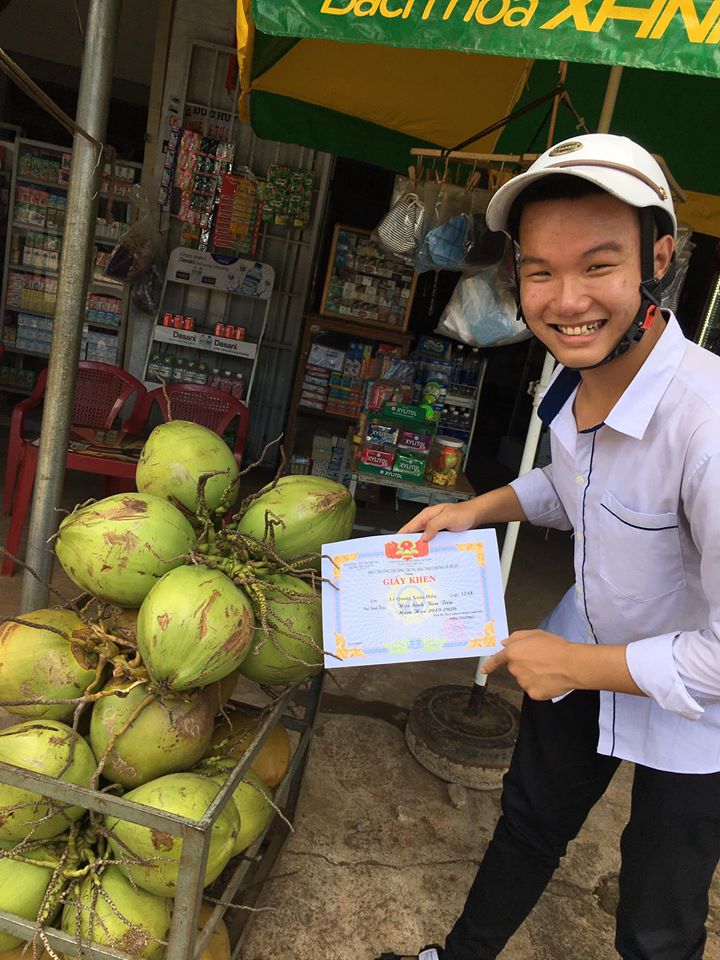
[598,65,623,134]
[467,349,557,713]
[20,0,122,613]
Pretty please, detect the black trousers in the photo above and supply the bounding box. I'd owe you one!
[442,690,720,960]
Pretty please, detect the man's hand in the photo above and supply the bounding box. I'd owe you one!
[398,486,527,541]
[397,501,479,541]
[482,630,574,700]
[482,630,645,700]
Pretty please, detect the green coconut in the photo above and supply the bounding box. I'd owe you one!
[234,476,355,568]
[62,866,172,960]
[0,841,65,950]
[239,574,323,685]
[55,494,196,607]
[105,772,239,897]
[136,420,240,516]
[194,759,272,857]
[90,680,216,788]
[0,721,96,841]
[0,609,101,721]
[137,566,255,692]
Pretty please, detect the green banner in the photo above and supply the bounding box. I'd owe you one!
[252,0,720,78]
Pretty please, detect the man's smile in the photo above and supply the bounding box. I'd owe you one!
[551,319,608,338]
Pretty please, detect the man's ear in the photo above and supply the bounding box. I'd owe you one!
[654,234,675,280]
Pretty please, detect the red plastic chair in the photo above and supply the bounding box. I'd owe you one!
[144,383,250,467]
[2,362,149,576]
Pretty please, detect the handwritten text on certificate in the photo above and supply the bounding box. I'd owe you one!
[321,530,508,669]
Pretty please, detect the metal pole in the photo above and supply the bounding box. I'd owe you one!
[20,0,122,613]
[468,350,556,712]
[598,65,623,134]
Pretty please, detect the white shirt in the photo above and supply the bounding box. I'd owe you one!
[510,314,720,774]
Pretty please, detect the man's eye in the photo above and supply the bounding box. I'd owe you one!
[588,263,615,272]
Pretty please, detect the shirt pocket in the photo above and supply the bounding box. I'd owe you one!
[597,490,686,602]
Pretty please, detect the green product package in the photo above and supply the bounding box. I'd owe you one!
[380,403,436,426]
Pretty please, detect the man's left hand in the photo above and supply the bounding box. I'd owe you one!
[481,629,574,700]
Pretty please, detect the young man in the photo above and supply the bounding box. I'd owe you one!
[382,134,720,960]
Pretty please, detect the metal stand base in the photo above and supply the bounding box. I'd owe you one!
[405,684,519,791]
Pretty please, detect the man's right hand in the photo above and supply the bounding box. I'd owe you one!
[397,500,480,541]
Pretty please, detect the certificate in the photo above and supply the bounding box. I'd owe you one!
[321,530,508,669]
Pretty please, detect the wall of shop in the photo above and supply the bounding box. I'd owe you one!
[0,0,158,89]
[122,0,237,380]
[124,0,333,463]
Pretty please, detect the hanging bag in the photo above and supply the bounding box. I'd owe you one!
[373,169,426,263]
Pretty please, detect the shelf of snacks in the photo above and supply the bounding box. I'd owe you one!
[286,320,486,497]
[284,315,413,476]
[140,248,274,405]
[0,138,141,390]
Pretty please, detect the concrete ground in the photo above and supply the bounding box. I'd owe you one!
[0,448,718,960]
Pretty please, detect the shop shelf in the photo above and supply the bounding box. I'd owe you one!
[4,305,56,320]
[8,263,59,277]
[152,324,258,360]
[444,392,476,409]
[12,221,64,236]
[16,175,68,191]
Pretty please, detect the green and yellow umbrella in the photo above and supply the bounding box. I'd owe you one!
[237,0,720,233]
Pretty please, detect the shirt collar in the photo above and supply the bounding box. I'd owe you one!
[536,313,687,440]
[604,312,686,439]
[538,367,580,427]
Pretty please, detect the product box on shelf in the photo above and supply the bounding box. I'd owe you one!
[311,433,351,483]
[307,343,345,372]
[360,446,396,470]
[357,458,426,485]
[380,402,436,425]
[366,422,399,447]
[397,428,434,455]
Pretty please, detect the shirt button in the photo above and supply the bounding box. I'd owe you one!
[576,531,584,543]
[576,475,585,485]
[575,585,582,597]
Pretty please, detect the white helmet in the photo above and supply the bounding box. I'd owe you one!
[485,133,678,371]
[486,133,677,239]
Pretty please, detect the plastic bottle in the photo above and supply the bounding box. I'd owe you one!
[209,368,220,390]
[172,357,185,383]
[231,372,246,401]
[467,348,481,391]
[185,359,198,384]
[196,361,208,386]
[156,352,172,383]
[221,369,234,394]
[452,346,464,391]
[240,262,264,296]
[146,352,159,381]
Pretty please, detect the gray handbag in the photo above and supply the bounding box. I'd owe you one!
[376,191,425,257]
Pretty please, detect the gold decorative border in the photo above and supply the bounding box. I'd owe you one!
[335,633,366,659]
[456,542,486,566]
[465,620,496,649]
[330,552,359,580]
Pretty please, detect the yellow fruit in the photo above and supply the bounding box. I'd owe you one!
[197,903,230,960]
[207,706,290,789]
